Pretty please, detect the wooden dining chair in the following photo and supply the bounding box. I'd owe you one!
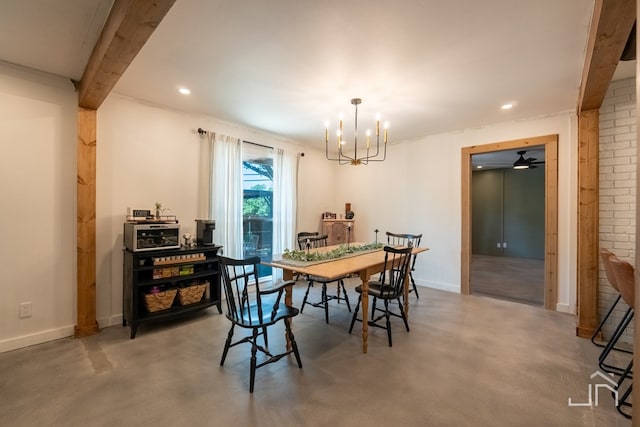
[292,231,320,281]
[218,255,302,393]
[297,231,320,249]
[386,232,422,298]
[300,234,351,323]
[349,245,413,347]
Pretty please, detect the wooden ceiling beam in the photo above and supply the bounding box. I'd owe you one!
[577,0,635,112]
[77,0,175,109]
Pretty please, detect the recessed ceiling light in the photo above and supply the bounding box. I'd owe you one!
[501,103,513,110]
[178,87,191,95]
[476,165,483,169]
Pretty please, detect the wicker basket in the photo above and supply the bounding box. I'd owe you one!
[177,283,207,305]
[144,289,177,312]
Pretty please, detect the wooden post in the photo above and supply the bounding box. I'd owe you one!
[75,107,99,337]
[575,109,599,338]
[633,2,639,419]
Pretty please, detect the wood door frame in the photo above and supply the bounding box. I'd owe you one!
[461,134,558,310]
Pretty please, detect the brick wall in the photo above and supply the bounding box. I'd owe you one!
[598,76,636,344]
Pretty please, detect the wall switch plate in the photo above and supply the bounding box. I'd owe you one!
[496,243,501,248]
[503,242,508,248]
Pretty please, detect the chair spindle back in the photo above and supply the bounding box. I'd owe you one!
[377,246,413,299]
[219,256,264,326]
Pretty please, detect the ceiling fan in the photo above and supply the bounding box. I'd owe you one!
[513,150,545,170]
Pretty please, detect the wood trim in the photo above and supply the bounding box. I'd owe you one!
[461,150,471,295]
[461,134,559,311]
[77,0,176,109]
[544,138,559,309]
[577,0,636,111]
[75,107,99,338]
[633,25,639,419]
[576,110,600,338]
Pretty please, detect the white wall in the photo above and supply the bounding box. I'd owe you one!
[0,61,580,351]
[332,113,578,312]
[96,94,335,326]
[0,62,77,352]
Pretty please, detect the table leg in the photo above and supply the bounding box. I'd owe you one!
[403,267,410,318]
[283,269,294,351]
[359,271,370,353]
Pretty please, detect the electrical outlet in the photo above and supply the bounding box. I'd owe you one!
[18,302,32,318]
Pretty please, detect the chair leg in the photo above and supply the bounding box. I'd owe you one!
[249,328,258,393]
[591,294,621,346]
[220,324,235,366]
[340,280,352,312]
[398,298,410,332]
[322,283,329,324]
[616,359,633,419]
[591,295,631,354]
[410,271,419,298]
[371,296,377,320]
[384,300,393,347]
[599,308,634,375]
[262,326,269,350]
[300,281,313,313]
[285,318,303,368]
[349,295,362,334]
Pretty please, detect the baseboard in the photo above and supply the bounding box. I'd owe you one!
[556,303,575,314]
[98,314,123,329]
[416,280,460,294]
[0,325,74,354]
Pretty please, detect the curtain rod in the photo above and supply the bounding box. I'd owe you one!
[197,128,273,150]
[197,128,307,157]
[243,140,273,150]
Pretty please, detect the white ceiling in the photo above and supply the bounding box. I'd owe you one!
[0,0,635,153]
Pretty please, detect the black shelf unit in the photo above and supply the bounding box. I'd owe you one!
[123,245,223,339]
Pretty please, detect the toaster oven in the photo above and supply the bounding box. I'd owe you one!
[124,222,181,252]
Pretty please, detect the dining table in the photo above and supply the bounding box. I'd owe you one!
[265,243,429,353]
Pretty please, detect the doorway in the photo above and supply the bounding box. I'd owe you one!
[470,153,545,305]
[461,135,558,310]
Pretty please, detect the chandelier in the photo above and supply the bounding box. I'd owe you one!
[325,98,388,165]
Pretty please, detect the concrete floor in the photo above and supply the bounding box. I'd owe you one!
[0,281,631,426]
[471,255,544,306]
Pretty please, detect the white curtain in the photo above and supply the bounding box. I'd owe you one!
[197,131,214,220]
[272,148,298,281]
[212,134,243,258]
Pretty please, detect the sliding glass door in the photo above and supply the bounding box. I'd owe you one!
[242,143,273,278]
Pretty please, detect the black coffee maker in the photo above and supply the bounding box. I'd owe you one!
[195,219,216,245]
